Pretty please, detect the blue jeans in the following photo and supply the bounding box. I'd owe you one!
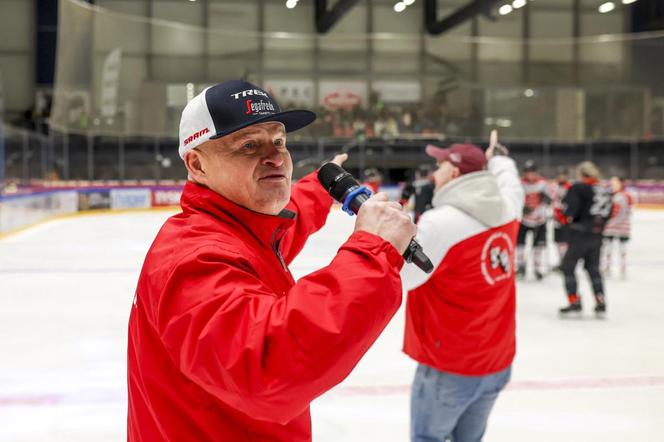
[410,364,511,442]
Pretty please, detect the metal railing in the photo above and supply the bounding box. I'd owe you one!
[2,123,663,187]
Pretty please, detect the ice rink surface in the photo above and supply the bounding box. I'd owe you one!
[1,207,663,441]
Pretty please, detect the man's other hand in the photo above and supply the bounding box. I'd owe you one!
[330,153,349,167]
[486,129,509,161]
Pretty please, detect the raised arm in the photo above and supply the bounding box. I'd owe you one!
[488,156,525,221]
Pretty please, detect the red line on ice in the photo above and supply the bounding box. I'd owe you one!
[334,375,664,396]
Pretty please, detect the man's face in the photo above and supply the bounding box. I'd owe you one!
[524,171,538,182]
[556,173,568,184]
[433,161,459,190]
[610,176,622,192]
[187,122,293,215]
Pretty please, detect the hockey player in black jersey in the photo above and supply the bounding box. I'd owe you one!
[559,161,612,317]
[400,163,435,223]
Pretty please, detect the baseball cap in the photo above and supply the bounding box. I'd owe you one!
[178,80,316,158]
[425,143,487,175]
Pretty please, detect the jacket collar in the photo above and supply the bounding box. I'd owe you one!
[180,181,296,247]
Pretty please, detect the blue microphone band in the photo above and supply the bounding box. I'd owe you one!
[341,186,373,216]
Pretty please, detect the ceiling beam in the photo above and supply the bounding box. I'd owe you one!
[315,0,361,33]
[425,0,502,35]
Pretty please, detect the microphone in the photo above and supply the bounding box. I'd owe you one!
[318,163,434,274]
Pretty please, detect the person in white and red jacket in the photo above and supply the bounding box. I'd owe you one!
[401,132,524,442]
[127,80,417,441]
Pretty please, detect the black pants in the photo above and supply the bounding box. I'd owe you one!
[561,230,604,298]
[517,223,546,246]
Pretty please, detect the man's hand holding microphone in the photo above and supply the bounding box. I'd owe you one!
[319,153,431,272]
[355,192,417,255]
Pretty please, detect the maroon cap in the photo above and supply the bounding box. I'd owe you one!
[425,143,487,175]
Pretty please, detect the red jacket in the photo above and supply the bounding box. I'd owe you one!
[127,172,404,441]
[401,157,524,375]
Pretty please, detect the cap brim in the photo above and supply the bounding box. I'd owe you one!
[425,144,451,162]
[209,109,316,140]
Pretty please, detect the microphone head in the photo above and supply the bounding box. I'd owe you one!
[318,163,361,202]
[317,163,345,191]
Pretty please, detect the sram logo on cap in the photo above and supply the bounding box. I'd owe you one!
[183,127,210,146]
[230,89,269,100]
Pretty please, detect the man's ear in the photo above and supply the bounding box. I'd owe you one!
[183,149,206,184]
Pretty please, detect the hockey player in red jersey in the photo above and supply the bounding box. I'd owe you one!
[551,167,572,269]
[516,160,552,280]
[602,176,634,279]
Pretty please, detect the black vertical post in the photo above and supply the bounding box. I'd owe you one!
[572,0,580,83]
[522,1,530,83]
[154,137,161,183]
[63,132,69,179]
[119,136,125,181]
[22,131,30,181]
[35,0,58,88]
[630,140,639,179]
[87,133,94,180]
[258,0,265,86]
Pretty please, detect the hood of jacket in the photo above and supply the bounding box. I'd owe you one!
[432,171,506,227]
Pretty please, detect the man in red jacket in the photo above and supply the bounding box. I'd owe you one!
[127,80,416,441]
[401,131,524,442]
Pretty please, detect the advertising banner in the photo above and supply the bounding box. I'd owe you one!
[264,79,315,108]
[78,189,111,211]
[0,190,78,233]
[110,188,151,210]
[151,187,183,207]
[319,80,367,110]
[628,184,664,205]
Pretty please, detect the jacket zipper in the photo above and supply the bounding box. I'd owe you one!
[271,228,288,272]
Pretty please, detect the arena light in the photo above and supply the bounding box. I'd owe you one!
[404,0,416,5]
[394,2,406,12]
[286,0,298,9]
[524,88,534,97]
[512,0,527,9]
[598,2,615,12]
[621,0,637,4]
[498,4,513,15]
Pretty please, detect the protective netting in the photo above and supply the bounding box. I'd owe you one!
[51,0,664,141]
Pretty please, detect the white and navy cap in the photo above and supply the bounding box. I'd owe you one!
[178,80,316,158]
